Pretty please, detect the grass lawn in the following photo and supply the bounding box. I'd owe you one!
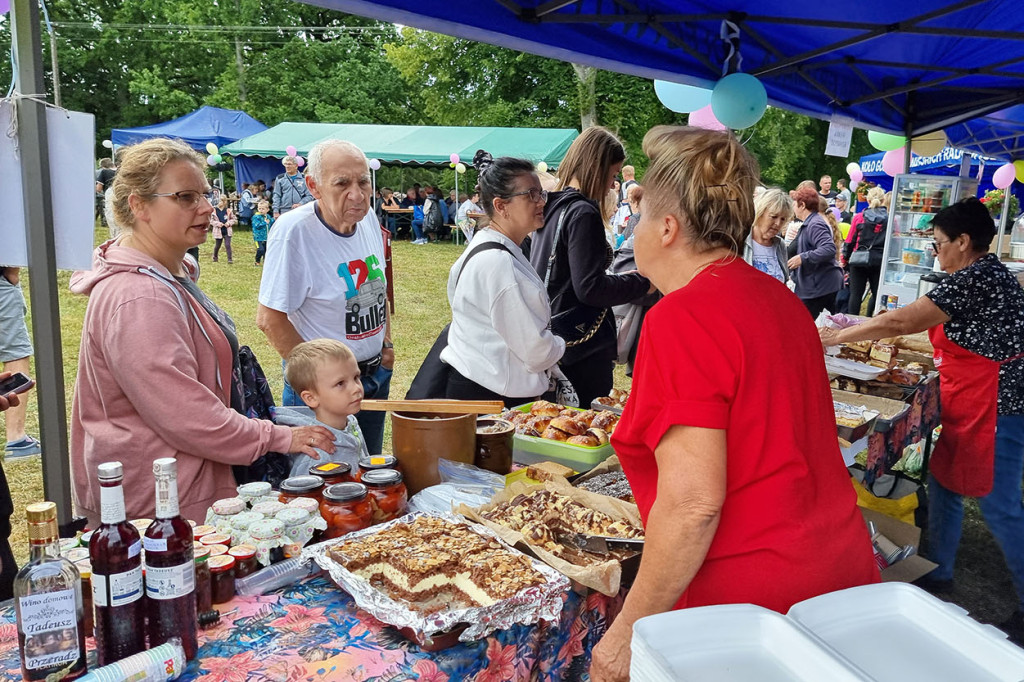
[2,224,1016,628]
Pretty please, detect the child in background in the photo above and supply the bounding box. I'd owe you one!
[276,339,368,477]
[252,200,273,265]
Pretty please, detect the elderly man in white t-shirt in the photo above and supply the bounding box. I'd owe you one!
[257,140,394,454]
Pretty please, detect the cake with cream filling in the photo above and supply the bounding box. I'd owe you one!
[329,516,545,610]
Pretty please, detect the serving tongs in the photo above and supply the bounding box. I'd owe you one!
[570,533,644,556]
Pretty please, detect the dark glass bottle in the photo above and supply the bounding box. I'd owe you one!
[144,458,198,660]
[90,461,146,665]
[14,501,88,680]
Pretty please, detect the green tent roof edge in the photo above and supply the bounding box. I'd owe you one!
[221,122,579,166]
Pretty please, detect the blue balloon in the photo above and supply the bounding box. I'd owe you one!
[654,80,712,114]
[711,73,768,129]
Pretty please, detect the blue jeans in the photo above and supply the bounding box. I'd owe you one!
[410,219,425,241]
[282,359,392,455]
[927,414,1024,608]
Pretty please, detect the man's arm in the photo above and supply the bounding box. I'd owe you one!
[272,180,283,218]
[256,304,304,360]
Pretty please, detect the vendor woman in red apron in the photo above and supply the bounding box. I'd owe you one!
[820,197,1024,643]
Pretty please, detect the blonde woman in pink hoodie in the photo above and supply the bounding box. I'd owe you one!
[70,138,334,526]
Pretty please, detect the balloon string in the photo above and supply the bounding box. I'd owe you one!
[2,93,70,156]
[719,20,742,77]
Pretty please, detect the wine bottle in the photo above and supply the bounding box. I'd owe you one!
[144,458,198,659]
[14,501,88,680]
[90,461,146,665]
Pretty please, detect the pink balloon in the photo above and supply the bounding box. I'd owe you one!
[993,162,1016,190]
[296,156,305,167]
[850,169,864,184]
[450,153,460,164]
[881,148,906,177]
[689,104,727,131]
[0,0,9,14]
[286,145,297,157]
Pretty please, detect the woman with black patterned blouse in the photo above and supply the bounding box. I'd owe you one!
[820,198,1024,643]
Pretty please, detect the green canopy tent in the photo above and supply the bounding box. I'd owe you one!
[222,122,579,186]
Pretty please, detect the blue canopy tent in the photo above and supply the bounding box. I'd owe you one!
[858,147,998,190]
[297,0,1024,140]
[945,104,1024,161]
[111,105,267,152]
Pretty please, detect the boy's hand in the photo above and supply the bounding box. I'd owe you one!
[288,425,336,459]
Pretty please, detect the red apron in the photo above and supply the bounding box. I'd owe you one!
[928,324,1001,497]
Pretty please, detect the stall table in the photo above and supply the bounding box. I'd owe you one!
[0,575,623,681]
[384,207,414,239]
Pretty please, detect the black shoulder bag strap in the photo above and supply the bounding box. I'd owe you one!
[542,205,607,349]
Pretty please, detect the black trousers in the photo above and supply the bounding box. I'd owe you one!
[560,357,614,408]
[0,462,17,600]
[847,263,882,316]
[445,367,534,409]
[802,292,837,320]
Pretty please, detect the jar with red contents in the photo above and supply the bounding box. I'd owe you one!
[228,545,258,579]
[208,555,236,604]
[321,483,373,539]
[278,476,325,505]
[355,455,401,482]
[361,469,408,524]
[309,461,355,487]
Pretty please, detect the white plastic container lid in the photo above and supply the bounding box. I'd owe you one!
[631,604,871,682]
[788,582,1024,682]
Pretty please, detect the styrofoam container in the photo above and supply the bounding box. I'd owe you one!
[631,605,871,682]
[788,583,1024,682]
[825,356,888,381]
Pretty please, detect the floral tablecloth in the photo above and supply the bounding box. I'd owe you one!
[863,373,941,485]
[0,576,623,682]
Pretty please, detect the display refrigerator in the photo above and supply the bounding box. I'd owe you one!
[877,173,979,307]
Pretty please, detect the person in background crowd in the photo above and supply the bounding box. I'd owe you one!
[442,153,564,406]
[272,155,313,219]
[818,174,837,206]
[0,370,23,600]
[619,165,637,205]
[743,188,793,284]
[457,190,483,243]
[446,188,458,216]
[530,126,651,406]
[820,198,1024,645]
[252,200,273,265]
[0,266,40,458]
[620,184,644,243]
[211,196,236,264]
[257,139,394,456]
[399,186,417,209]
[238,182,258,227]
[843,185,888,315]
[836,178,852,208]
[380,188,400,236]
[95,158,117,227]
[69,137,332,524]
[788,185,844,317]
[822,198,850,313]
[590,126,878,681]
[604,188,621,249]
[784,180,816,247]
[836,193,852,224]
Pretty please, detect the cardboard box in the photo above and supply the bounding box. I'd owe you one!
[860,507,937,583]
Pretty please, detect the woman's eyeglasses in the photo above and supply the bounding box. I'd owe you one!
[147,190,216,209]
[931,239,950,252]
[507,188,548,203]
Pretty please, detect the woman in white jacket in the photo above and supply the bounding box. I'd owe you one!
[439,152,565,406]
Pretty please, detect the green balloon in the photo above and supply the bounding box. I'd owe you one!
[868,131,907,152]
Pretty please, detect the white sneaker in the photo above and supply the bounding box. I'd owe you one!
[413,238,427,245]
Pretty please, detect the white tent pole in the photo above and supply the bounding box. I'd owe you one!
[372,169,376,203]
[997,188,1011,260]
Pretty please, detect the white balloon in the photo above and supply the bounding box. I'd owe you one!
[846,162,860,176]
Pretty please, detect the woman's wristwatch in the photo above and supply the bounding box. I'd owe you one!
[382,340,394,350]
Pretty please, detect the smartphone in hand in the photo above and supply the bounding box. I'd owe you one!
[0,372,35,397]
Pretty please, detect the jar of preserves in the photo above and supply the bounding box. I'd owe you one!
[286,497,328,542]
[248,519,288,567]
[228,511,263,547]
[193,547,212,615]
[362,469,408,524]
[75,560,94,637]
[192,525,218,543]
[227,545,258,579]
[278,476,325,505]
[208,555,236,604]
[128,519,152,536]
[199,533,231,548]
[251,500,286,519]
[236,482,272,508]
[321,483,373,539]
[309,461,355,486]
[356,455,401,481]
[205,498,246,533]
[276,508,315,555]
[205,544,229,557]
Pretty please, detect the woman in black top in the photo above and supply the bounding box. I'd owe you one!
[529,126,651,405]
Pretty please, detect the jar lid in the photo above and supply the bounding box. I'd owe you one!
[59,537,80,553]
[74,559,92,578]
[208,555,236,573]
[323,482,368,502]
[276,508,311,526]
[361,468,403,488]
[207,544,229,556]
[200,533,232,546]
[129,519,152,533]
[286,498,321,515]
[280,476,325,494]
[249,518,285,541]
[80,530,95,546]
[211,498,246,516]
[194,546,211,562]
[252,501,287,517]
[228,544,256,560]
[358,455,398,471]
[236,482,272,498]
[193,524,218,539]
[230,511,263,530]
[65,547,90,564]
[310,461,352,477]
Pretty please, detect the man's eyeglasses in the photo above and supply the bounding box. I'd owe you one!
[146,190,216,209]
[507,188,548,204]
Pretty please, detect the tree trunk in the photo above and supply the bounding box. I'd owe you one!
[572,63,597,129]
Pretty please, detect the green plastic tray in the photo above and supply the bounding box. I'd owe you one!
[510,402,614,472]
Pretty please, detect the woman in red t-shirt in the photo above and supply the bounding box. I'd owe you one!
[590,127,879,682]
